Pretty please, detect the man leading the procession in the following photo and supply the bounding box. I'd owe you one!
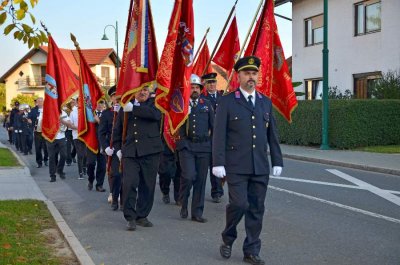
[212,56,283,265]
[112,86,163,231]
[201,72,224,203]
[176,74,214,223]
[99,85,123,210]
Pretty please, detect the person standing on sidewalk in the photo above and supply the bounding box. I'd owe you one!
[28,97,48,168]
[212,56,283,265]
[177,74,214,223]
[113,86,163,231]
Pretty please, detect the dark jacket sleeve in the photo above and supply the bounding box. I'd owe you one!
[98,110,111,150]
[267,112,284,167]
[112,108,125,152]
[208,101,215,135]
[132,99,161,121]
[212,96,229,167]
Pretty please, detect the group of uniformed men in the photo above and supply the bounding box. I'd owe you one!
[13,55,283,265]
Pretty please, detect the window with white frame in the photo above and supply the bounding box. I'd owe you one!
[305,14,323,47]
[305,79,323,100]
[355,0,381,36]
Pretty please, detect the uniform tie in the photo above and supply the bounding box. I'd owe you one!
[247,95,254,108]
[192,100,197,108]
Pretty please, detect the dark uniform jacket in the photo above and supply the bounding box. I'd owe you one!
[176,98,214,153]
[98,108,115,151]
[112,98,163,158]
[201,90,224,111]
[212,89,283,175]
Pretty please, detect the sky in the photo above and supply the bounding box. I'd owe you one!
[0,0,292,77]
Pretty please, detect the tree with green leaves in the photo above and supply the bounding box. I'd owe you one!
[10,93,38,109]
[368,70,400,99]
[0,84,6,112]
[0,0,48,48]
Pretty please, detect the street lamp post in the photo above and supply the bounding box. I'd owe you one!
[102,21,119,84]
[321,0,330,150]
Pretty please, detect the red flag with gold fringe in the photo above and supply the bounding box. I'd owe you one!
[42,35,80,142]
[155,0,194,134]
[76,47,105,154]
[245,0,297,122]
[116,0,159,105]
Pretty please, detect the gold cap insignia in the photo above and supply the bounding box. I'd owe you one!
[248,58,255,65]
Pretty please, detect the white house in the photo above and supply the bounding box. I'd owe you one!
[291,0,400,99]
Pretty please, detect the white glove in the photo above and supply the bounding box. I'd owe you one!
[212,166,226,179]
[116,150,122,161]
[272,166,283,176]
[123,102,133,112]
[105,146,114,156]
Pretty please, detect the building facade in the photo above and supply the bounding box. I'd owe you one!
[0,46,119,109]
[291,0,400,99]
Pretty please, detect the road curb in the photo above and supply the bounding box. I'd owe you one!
[1,143,95,265]
[283,153,400,176]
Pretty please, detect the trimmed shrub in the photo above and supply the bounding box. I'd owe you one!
[275,99,400,149]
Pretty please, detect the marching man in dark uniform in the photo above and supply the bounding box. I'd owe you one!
[213,56,283,265]
[98,85,122,210]
[201,72,224,203]
[177,74,214,223]
[112,86,163,231]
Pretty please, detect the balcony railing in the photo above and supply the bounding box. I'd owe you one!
[17,76,46,90]
[98,78,116,88]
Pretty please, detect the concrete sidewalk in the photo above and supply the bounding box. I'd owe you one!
[0,141,95,265]
[280,144,400,176]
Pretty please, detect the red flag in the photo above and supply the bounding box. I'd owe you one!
[193,40,212,76]
[76,47,105,153]
[245,0,297,122]
[42,35,80,142]
[212,15,240,92]
[116,0,159,105]
[162,115,176,151]
[155,0,194,134]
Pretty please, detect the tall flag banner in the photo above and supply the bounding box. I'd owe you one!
[75,46,105,153]
[155,0,194,134]
[117,0,159,105]
[212,15,240,91]
[42,35,80,142]
[245,0,297,122]
[162,115,176,151]
[193,40,212,76]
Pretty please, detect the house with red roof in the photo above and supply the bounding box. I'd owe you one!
[0,46,119,109]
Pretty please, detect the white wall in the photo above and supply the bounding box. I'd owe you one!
[292,0,400,97]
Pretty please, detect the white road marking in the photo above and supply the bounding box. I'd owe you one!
[270,176,400,195]
[270,186,400,225]
[327,169,400,207]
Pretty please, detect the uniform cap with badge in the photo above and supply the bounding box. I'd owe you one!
[201,72,218,84]
[234,56,261,72]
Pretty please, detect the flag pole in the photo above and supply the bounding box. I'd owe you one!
[203,0,239,76]
[225,0,264,91]
[193,27,210,65]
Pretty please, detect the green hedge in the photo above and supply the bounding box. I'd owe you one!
[275,100,400,149]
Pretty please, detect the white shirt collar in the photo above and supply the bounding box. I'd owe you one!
[239,87,256,103]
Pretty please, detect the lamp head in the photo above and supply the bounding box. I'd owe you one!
[101,34,109,40]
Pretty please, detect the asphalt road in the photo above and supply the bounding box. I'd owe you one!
[2,131,400,265]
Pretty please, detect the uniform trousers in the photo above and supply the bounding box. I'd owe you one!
[178,149,210,218]
[46,138,67,178]
[73,139,87,175]
[159,151,180,202]
[34,132,48,166]
[122,153,160,221]
[86,149,106,187]
[222,173,269,256]
[108,154,122,203]
[209,156,224,198]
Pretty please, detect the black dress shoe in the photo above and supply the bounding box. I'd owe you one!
[96,186,106,192]
[126,220,136,231]
[88,182,93,190]
[162,194,170,204]
[191,216,208,223]
[212,196,222,203]
[72,158,77,163]
[44,161,48,166]
[243,254,265,265]
[111,201,118,211]
[180,207,188,219]
[220,243,232,259]
[58,172,66,179]
[36,164,42,168]
[136,217,153,227]
[49,176,56,182]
